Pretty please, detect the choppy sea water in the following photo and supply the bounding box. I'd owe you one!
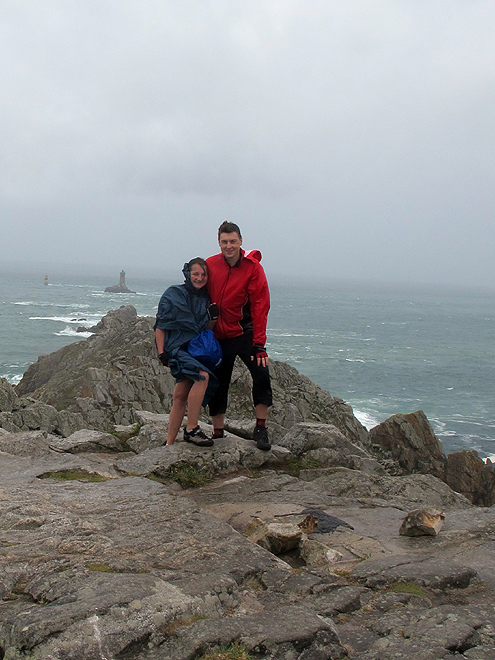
[1,270,494,459]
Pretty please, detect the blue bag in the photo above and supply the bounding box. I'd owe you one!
[187,329,223,370]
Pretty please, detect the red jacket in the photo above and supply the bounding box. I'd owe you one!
[206,249,270,347]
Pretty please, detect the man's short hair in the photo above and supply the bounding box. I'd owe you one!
[218,221,242,240]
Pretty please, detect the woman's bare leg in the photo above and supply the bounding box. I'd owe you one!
[185,371,209,431]
[167,380,192,444]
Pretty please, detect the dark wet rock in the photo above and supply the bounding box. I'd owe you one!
[369,410,446,479]
[300,509,354,533]
[446,450,495,506]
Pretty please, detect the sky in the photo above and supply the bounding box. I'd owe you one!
[1,0,494,287]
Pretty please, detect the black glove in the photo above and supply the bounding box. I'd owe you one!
[207,303,219,321]
[158,352,169,367]
[252,345,268,361]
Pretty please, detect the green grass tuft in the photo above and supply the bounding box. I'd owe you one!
[283,456,321,477]
[389,581,429,598]
[85,563,115,573]
[39,469,108,482]
[165,462,211,488]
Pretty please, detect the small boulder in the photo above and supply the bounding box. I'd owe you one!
[245,517,302,554]
[399,507,446,537]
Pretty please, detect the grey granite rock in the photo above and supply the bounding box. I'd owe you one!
[0,377,19,412]
[3,306,495,659]
[0,429,58,457]
[278,422,370,460]
[2,434,495,659]
[48,428,126,453]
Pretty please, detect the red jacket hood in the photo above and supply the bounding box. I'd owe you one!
[242,248,262,263]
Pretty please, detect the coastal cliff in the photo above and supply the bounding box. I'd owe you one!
[1,306,495,659]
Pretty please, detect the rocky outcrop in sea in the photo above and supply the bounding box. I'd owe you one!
[104,269,136,293]
[1,305,495,659]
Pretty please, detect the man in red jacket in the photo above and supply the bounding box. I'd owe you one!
[206,221,273,450]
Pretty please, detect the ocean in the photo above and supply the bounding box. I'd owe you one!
[1,269,494,460]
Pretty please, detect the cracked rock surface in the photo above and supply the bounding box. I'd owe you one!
[1,424,495,659]
[1,307,495,659]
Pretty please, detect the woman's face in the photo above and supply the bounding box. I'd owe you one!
[190,264,207,289]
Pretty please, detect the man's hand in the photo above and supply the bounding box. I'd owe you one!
[251,345,269,367]
[158,353,169,367]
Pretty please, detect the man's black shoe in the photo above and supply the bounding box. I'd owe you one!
[253,425,271,451]
[184,426,214,447]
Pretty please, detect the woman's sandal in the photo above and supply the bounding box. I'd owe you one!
[183,426,214,447]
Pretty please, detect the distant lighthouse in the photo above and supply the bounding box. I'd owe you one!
[44,274,49,286]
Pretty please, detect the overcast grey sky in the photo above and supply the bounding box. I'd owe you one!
[1,1,494,286]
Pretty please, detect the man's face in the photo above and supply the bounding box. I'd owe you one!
[219,231,242,264]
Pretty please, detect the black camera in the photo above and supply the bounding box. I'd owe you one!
[208,303,219,321]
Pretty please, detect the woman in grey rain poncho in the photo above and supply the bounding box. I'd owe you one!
[154,258,218,446]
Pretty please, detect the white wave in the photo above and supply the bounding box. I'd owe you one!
[1,373,22,384]
[345,358,366,363]
[13,301,35,305]
[29,315,100,324]
[271,332,307,337]
[54,326,92,338]
[353,409,380,430]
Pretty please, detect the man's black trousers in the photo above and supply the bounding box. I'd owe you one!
[208,333,273,417]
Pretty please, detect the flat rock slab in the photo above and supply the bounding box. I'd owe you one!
[49,429,125,453]
[131,603,340,660]
[116,436,290,479]
[0,474,289,659]
[351,555,479,590]
[3,442,495,659]
[0,430,59,457]
[0,450,123,483]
